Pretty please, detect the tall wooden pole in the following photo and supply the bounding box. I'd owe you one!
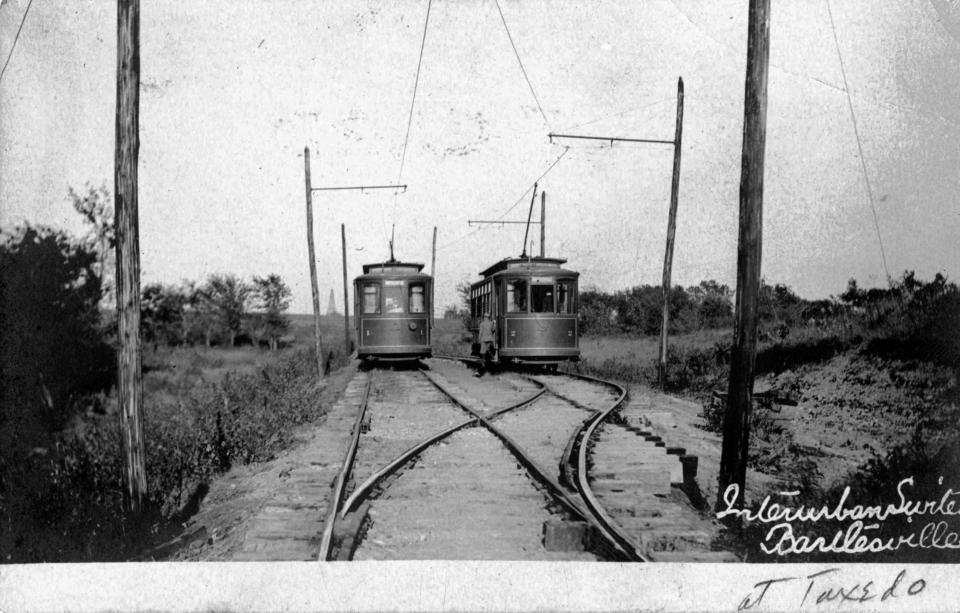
[304,147,325,379]
[431,226,437,276]
[540,191,546,258]
[341,223,351,354]
[717,0,770,511]
[115,0,146,513]
[658,77,685,390]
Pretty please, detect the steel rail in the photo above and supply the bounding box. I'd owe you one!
[561,372,652,562]
[317,375,374,561]
[434,355,650,561]
[338,385,546,518]
[420,368,635,561]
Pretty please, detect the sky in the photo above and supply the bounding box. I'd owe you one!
[2,0,959,313]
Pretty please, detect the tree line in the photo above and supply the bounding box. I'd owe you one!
[141,273,291,351]
[446,271,956,340]
[0,187,292,454]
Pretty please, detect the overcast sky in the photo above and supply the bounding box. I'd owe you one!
[2,0,958,312]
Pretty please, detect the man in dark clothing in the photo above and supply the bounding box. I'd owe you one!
[475,312,496,377]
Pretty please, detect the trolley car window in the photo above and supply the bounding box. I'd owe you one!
[531,283,554,313]
[557,279,575,314]
[507,280,527,313]
[362,284,380,314]
[384,285,405,314]
[409,283,426,313]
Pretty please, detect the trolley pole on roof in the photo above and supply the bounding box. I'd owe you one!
[658,77,685,390]
[341,224,351,354]
[540,192,546,258]
[304,147,325,380]
[717,0,770,513]
[115,0,147,513]
[431,226,437,277]
[521,183,538,257]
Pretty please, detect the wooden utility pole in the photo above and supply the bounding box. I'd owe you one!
[304,147,325,379]
[431,226,437,276]
[658,77,685,390]
[717,0,771,511]
[540,192,546,257]
[341,223,351,354]
[115,0,146,512]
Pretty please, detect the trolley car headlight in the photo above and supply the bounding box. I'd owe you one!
[408,322,417,331]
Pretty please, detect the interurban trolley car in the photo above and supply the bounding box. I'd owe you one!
[468,256,580,367]
[354,259,433,360]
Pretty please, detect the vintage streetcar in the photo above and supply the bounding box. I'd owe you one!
[354,259,433,360]
[468,256,579,368]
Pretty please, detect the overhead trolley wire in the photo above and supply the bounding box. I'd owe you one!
[493,0,552,131]
[436,145,570,251]
[825,0,892,284]
[390,0,434,242]
[668,0,960,130]
[0,0,35,85]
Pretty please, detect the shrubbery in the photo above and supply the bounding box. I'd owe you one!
[1,347,333,562]
[0,188,341,562]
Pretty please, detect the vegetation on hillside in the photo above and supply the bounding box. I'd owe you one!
[0,187,339,562]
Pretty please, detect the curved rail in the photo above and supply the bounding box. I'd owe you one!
[318,375,374,561]
[560,374,651,562]
[433,354,652,561]
[338,385,546,518]
[420,369,637,561]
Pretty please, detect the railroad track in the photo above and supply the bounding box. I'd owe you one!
[537,367,735,562]
[316,359,667,561]
[429,357,733,562]
[236,357,731,561]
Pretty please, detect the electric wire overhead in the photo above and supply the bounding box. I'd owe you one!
[493,0,552,131]
[436,146,570,251]
[0,0,35,84]
[391,0,434,238]
[825,0,892,284]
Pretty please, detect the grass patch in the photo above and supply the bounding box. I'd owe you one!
[1,316,353,563]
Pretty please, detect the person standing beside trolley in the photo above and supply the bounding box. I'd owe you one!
[475,312,496,377]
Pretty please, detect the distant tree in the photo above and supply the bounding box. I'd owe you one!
[614,286,662,334]
[204,274,252,347]
[690,281,733,329]
[579,288,617,335]
[666,285,697,333]
[141,283,187,350]
[186,281,220,348]
[456,280,471,311]
[840,278,866,308]
[251,274,291,351]
[456,280,473,328]
[69,184,115,306]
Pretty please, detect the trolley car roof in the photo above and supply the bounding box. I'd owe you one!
[357,260,431,281]
[478,256,578,279]
[360,260,425,274]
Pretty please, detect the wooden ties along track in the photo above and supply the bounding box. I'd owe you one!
[312,358,734,562]
[549,369,737,562]
[320,360,614,560]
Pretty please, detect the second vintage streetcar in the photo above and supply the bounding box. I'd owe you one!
[468,255,580,368]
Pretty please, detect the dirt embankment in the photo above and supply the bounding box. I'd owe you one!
[754,350,959,491]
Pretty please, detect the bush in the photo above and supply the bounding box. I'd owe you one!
[1,224,114,453]
[0,347,336,562]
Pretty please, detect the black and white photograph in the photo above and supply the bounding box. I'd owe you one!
[1,0,959,611]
